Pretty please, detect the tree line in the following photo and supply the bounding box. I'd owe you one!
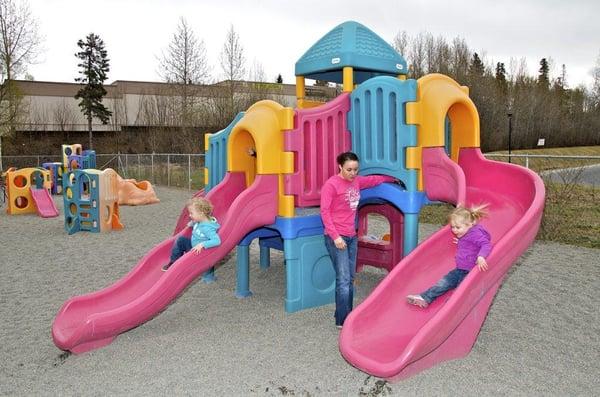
[393,31,600,151]
[1,0,600,159]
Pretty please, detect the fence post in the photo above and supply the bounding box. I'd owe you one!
[188,154,192,190]
[125,154,128,178]
[37,156,41,167]
[525,155,529,169]
[167,154,170,187]
[151,153,154,183]
[137,153,141,180]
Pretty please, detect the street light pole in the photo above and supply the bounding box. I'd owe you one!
[507,112,513,163]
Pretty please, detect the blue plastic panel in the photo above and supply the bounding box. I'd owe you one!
[284,234,335,313]
[348,76,418,191]
[205,112,244,191]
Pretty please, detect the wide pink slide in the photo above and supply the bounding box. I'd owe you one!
[339,148,545,380]
[30,187,59,218]
[52,172,279,353]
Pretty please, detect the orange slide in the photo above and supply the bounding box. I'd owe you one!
[116,175,160,206]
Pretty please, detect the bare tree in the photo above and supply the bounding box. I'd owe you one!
[592,51,600,109]
[0,0,42,81]
[392,30,409,57]
[219,24,246,120]
[0,0,42,169]
[158,17,210,84]
[248,59,266,82]
[52,99,77,134]
[157,17,210,135]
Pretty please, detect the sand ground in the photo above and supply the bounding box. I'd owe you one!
[0,186,598,396]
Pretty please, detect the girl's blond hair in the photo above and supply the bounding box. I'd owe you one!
[448,204,488,225]
[188,197,213,217]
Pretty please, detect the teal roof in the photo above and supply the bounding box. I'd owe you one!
[295,21,407,84]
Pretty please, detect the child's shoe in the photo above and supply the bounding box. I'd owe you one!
[161,262,173,272]
[407,294,428,308]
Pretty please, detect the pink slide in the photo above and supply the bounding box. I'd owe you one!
[30,187,59,218]
[52,172,279,353]
[339,148,545,380]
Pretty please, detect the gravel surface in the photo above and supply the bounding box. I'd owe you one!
[1,186,598,395]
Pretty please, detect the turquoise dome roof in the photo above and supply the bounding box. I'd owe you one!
[295,21,407,84]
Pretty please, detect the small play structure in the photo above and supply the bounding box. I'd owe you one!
[116,175,160,206]
[52,21,544,381]
[62,168,124,234]
[5,167,59,218]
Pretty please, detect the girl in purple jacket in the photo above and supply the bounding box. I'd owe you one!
[407,205,492,308]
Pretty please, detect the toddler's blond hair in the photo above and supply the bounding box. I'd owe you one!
[188,197,213,217]
[448,204,488,225]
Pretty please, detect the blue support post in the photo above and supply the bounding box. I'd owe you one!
[235,245,252,298]
[259,245,270,269]
[403,213,419,255]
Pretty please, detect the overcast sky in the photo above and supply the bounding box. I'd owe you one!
[27,0,599,89]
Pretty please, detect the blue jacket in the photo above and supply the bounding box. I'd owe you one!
[190,217,221,248]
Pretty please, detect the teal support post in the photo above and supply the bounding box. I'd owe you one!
[259,245,270,269]
[403,212,419,255]
[235,245,252,298]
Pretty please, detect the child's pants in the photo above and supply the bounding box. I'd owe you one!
[170,236,192,264]
[421,268,469,304]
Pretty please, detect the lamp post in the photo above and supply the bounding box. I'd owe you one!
[507,112,513,163]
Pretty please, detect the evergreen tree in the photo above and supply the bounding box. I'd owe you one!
[495,62,507,93]
[276,74,283,84]
[538,58,550,88]
[469,52,485,77]
[74,33,111,149]
[495,62,506,83]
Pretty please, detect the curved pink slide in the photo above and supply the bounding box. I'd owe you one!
[30,187,59,218]
[52,172,279,353]
[339,148,545,380]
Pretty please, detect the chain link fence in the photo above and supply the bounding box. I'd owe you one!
[3,152,599,189]
[2,153,205,190]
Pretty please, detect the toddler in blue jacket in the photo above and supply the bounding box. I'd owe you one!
[162,197,221,271]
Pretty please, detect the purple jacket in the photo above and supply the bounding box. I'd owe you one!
[455,224,492,271]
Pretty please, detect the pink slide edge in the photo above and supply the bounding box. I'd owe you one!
[339,148,545,379]
[52,173,279,353]
[30,187,59,218]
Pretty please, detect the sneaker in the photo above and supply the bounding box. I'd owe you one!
[407,294,428,308]
[161,262,173,272]
[336,325,343,330]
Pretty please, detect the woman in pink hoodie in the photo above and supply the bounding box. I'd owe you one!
[320,152,396,329]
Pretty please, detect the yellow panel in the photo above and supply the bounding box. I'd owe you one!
[406,74,480,190]
[278,175,295,217]
[227,100,295,217]
[297,99,324,109]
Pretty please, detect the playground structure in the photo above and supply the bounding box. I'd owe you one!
[4,167,59,218]
[62,168,124,234]
[52,21,544,381]
[116,175,160,206]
